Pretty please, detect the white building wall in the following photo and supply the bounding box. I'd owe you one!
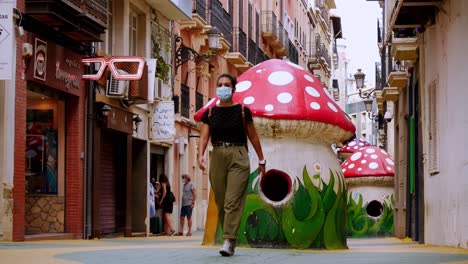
[423,0,468,248]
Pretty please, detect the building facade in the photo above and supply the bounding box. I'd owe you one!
[378,0,468,248]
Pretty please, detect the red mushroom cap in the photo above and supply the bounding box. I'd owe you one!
[338,138,371,154]
[341,146,395,178]
[194,59,355,133]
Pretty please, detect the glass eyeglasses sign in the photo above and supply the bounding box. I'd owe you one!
[81,56,146,81]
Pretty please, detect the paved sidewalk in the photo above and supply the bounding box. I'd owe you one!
[1,232,468,264]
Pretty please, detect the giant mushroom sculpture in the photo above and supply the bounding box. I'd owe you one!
[195,59,355,249]
[337,137,371,160]
[342,146,395,237]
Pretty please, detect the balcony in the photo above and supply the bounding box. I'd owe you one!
[210,0,232,51]
[261,11,278,43]
[25,0,107,42]
[307,34,321,72]
[391,36,418,62]
[387,61,408,90]
[385,0,441,44]
[225,28,252,72]
[332,79,339,101]
[147,0,192,20]
[180,0,207,29]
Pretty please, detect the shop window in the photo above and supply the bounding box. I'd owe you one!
[26,91,65,195]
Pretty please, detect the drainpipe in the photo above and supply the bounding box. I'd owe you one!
[84,47,96,239]
[345,60,349,114]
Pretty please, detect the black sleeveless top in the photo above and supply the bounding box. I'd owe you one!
[201,104,253,144]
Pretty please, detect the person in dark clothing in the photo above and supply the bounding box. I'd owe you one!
[198,73,266,257]
[158,173,175,236]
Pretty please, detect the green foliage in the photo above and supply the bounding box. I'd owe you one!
[151,14,171,83]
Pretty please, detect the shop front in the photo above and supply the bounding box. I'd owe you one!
[23,33,84,238]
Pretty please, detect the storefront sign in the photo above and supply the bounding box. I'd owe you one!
[27,33,83,96]
[106,106,133,135]
[0,1,14,80]
[151,101,176,141]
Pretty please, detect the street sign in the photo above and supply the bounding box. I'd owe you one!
[0,1,14,80]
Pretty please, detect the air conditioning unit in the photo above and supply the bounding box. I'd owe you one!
[106,70,129,98]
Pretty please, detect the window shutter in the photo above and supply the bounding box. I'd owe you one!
[428,78,439,175]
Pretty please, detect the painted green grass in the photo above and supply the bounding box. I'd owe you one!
[232,166,348,249]
[347,193,394,237]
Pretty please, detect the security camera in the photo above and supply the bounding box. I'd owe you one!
[384,110,393,122]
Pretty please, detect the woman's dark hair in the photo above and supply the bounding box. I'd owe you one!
[159,174,169,185]
[217,73,237,87]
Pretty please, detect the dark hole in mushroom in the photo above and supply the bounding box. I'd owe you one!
[366,200,384,217]
[260,169,291,202]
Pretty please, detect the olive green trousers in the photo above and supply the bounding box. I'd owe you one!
[209,145,250,240]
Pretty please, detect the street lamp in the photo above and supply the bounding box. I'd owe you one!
[354,69,365,89]
[175,27,221,72]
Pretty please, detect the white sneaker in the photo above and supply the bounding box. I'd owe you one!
[219,239,236,256]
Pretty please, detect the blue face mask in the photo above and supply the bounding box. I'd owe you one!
[216,86,233,102]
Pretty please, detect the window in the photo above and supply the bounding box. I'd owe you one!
[239,0,243,30]
[129,10,138,56]
[427,78,439,175]
[195,92,204,112]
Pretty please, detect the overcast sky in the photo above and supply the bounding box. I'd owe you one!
[334,0,381,88]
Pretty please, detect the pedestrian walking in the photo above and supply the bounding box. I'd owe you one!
[198,73,266,257]
[175,174,196,236]
[158,173,175,236]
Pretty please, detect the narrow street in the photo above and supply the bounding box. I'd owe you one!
[1,233,467,264]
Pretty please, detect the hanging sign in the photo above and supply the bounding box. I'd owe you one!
[150,101,176,141]
[0,1,14,80]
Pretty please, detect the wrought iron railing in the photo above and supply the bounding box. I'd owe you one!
[196,92,204,112]
[222,8,233,46]
[255,46,266,65]
[375,62,382,90]
[193,0,207,21]
[210,0,232,46]
[248,39,256,63]
[233,27,247,58]
[181,84,190,118]
[288,39,299,64]
[261,11,277,34]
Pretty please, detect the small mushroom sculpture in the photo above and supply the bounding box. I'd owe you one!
[337,137,371,160]
[342,146,395,237]
[195,59,355,249]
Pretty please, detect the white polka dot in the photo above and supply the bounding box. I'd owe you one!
[342,168,346,173]
[236,81,252,92]
[385,158,394,165]
[243,97,255,105]
[369,162,379,169]
[327,102,338,112]
[268,71,294,86]
[387,167,392,171]
[277,93,293,103]
[349,141,356,147]
[371,154,378,159]
[359,143,364,146]
[357,168,363,171]
[364,154,368,157]
[265,104,274,111]
[366,148,376,154]
[204,98,216,109]
[354,146,359,150]
[256,69,262,73]
[305,86,320,97]
[350,152,362,161]
[287,62,304,70]
[310,102,320,110]
[304,74,314,83]
[348,164,355,169]
[361,160,367,164]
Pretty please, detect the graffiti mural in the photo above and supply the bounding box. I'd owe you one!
[347,193,394,237]
[213,165,347,249]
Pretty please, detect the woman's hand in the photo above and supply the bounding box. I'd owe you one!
[198,156,206,171]
[258,164,266,175]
